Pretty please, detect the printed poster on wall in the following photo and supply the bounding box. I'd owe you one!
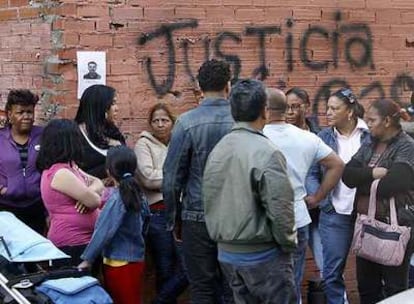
[77,51,106,99]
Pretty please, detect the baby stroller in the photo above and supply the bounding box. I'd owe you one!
[0,211,112,304]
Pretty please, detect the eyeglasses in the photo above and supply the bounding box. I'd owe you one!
[339,88,356,104]
[286,103,303,112]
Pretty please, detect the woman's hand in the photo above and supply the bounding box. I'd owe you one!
[0,185,7,195]
[372,167,388,179]
[75,201,89,214]
[78,260,91,270]
[108,138,122,147]
[102,177,115,187]
[173,221,183,243]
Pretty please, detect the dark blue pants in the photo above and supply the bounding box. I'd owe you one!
[220,251,296,304]
[293,225,310,303]
[147,210,188,304]
[182,220,234,304]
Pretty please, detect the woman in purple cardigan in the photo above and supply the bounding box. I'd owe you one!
[0,89,45,234]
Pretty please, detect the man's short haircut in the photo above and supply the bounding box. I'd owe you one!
[88,61,97,66]
[197,59,231,92]
[230,79,266,122]
[267,88,287,113]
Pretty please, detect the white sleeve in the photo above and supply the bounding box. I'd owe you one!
[314,135,333,162]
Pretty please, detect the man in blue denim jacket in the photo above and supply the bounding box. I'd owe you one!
[163,59,234,304]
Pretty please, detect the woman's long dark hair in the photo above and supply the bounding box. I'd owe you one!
[106,146,143,211]
[75,85,125,149]
[36,119,83,171]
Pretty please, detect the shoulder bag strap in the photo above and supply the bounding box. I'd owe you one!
[79,125,107,156]
[368,179,379,218]
[389,197,398,226]
[369,179,398,225]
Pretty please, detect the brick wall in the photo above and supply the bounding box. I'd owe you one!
[2,1,414,302]
[0,0,51,121]
[6,0,410,146]
[2,1,414,134]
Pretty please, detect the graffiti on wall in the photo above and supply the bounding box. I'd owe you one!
[138,11,414,110]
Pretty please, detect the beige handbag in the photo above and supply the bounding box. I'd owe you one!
[352,179,411,266]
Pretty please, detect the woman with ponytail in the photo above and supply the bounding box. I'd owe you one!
[79,145,150,304]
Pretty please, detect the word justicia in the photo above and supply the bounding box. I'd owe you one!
[139,11,375,96]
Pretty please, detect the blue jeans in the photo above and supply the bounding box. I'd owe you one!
[309,220,323,275]
[182,220,234,304]
[220,251,296,304]
[147,210,188,304]
[319,208,353,304]
[293,225,309,303]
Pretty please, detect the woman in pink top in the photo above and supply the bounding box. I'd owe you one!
[36,119,104,266]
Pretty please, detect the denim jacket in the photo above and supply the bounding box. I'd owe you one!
[81,189,150,262]
[306,121,371,211]
[306,115,321,134]
[162,97,234,230]
[0,126,43,208]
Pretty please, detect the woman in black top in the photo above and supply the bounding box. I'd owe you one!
[75,85,125,179]
[343,99,414,304]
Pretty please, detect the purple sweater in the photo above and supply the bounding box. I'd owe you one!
[0,126,43,208]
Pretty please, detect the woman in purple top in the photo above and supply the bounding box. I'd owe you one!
[36,119,104,266]
[0,90,45,234]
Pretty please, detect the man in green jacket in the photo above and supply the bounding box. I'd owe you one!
[203,79,297,304]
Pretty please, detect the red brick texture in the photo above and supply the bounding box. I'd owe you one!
[0,0,53,122]
[2,1,414,302]
[22,0,411,145]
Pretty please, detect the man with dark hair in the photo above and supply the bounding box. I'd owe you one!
[203,79,297,304]
[163,59,234,303]
[83,61,101,80]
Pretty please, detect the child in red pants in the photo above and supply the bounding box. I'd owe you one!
[79,146,150,304]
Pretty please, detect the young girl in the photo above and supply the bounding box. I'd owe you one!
[78,145,149,304]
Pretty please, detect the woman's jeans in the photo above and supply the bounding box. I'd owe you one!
[319,208,353,304]
[147,209,188,304]
[308,211,323,275]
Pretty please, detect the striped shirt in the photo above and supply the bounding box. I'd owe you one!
[15,141,28,172]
